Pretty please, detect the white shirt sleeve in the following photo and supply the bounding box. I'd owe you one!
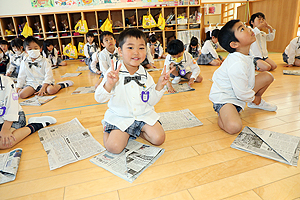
[185,52,200,79]
[98,51,110,74]
[286,38,298,65]
[16,60,26,89]
[90,52,99,73]
[146,46,154,64]
[84,43,89,58]
[158,44,164,57]
[53,48,58,65]
[43,59,55,85]
[2,77,20,122]
[266,29,276,41]
[228,62,255,102]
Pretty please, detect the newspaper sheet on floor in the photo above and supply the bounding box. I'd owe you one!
[76,66,89,71]
[38,118,105,170]
[72,86,95,95]
[19,95,57,106]
[146,68,163,72]
[231,126,300,166]
[61,72,82,78]
[90,140,164,183]
[159,109,203,131]
[170,83,195,93]
[283,70,300,76]
[0,148,22,184]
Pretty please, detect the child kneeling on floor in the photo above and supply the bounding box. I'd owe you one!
[94,28,173,154]
[209,20,277,135]
[16,36,73,99]
[0,75,56,149]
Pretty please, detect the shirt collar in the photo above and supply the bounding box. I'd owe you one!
[119,61,147,77]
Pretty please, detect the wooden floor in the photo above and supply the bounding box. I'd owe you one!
[1,53,300,200]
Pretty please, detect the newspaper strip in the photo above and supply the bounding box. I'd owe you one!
[19,95,57,106]
[159,109,203,131]
[283,70,300,76]
[76,66,89,71]
[61,72,82,78]
[38,118,105,170]
[171,83,195,93]
[90,140,164,183]
[146,68,163,72]
[0,148,22,184]
[231,126,300,166]
[71,86,95,95]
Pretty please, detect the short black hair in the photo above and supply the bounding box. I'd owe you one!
[11,38,23,49]
[43,40,54,58]
[0,40,8,46]
[100,31,115,43]
[118,28,147,49]
[23,36,40,48]
[190,36,198,46]
[249,12,265,28]
[86,31,94,38]
[149,34,157,43]
[205,29,220,41]
[167,39,184,55]
[218,19,240,53]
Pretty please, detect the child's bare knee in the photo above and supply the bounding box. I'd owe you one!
[196,76,203,83]
[151,132,165,146]
[105,141,124,154]
[19,92,28,99]
[225,122,242,135]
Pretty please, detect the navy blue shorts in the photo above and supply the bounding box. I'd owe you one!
[213,103,242,114]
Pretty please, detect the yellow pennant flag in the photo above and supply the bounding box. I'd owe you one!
[100,18,113,33]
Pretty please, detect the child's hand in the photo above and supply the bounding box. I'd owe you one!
[0,129,15,147]
[168,84,176,93]
[104,63,122,93]
[188,78,195,86]
[5,72,11,76]
[96,70,102,75]
[35,86,47,96]
[156,65,175,91]
[283,64,293,67]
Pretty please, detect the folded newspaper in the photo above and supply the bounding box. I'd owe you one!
[20,95,56,106]
[72,86,95,95]
[170,83,195,93]
[0,148,22,184]
[283,70,300,76]
[159,109,203,131]
[90,140,164,183]
[38,118,105,170]
[76,66,89,71]
[231,126,300,166]
[61,72,82,78]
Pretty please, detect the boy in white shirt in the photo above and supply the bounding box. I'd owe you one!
[283,37,300,67]
[164,39,202,93]
[84,31,98,66]
[94,28,174,154]
[16,36,73,99]
[6,38,27,78]
[0,75,56,149]
[249,12,277,71]
[209,20,277,135]
[93,31,119,88]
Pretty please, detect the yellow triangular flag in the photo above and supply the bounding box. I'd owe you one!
[21,22,33,38]
[100,18,113,33]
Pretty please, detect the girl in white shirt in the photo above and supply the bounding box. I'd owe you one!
[42,40,67,67]
[283,37,300,67]
[197,29,223,66]
[186,36,201,58]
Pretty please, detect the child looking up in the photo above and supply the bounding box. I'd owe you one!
[164,39,202,93]
[197,29,223,66]
[0,75,56,149]
[16,36,73,99]
[6,38,27,78]
[186,36,201,58]
[249,12,277,71]
[94,28,173,154]
[209,20,277,135]
[282,36,300,67]
[84,31,98,66]
[42,40,67,67]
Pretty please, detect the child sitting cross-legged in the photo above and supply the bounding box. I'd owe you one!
[164,39,203,93]
[94,28,174,154]
[209,20,277,135]
[16,36,73,99]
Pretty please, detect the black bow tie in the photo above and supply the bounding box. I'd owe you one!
[124,76,144,87]
[110,53,119,59]
[14,56,21,61]
[28,62,39,68]
[174,61,184,69]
